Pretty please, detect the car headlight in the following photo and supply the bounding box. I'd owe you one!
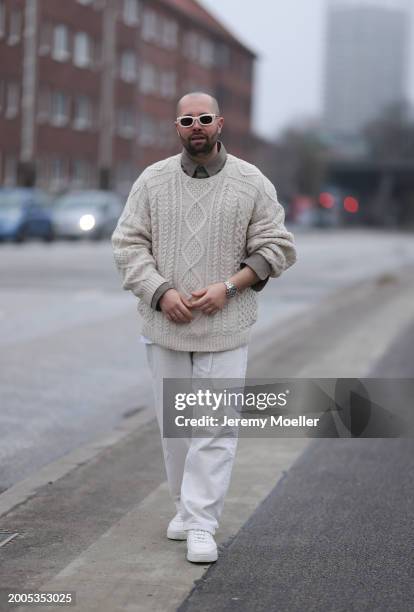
[79,214,96,231]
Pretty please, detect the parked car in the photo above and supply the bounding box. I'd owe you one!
[52,190,123,240]
[0,187,55,242]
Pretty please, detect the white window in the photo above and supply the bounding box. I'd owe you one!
[183,31,199,62]
[139,63,158,94]
[5,82,19,119]
[74,32,92,68]
[0,1,5,39]
[120,50,137,82]
[52,25,70,62]
[72,158,93,187]
[215,43,230,67]
[73,95,93,130]
[50,157,68,192]
[199,38,214,68]
[117,107,135,138]
[8,9,21,45]
[37,88,51,123]
[160,71,176,99]
[123,0,140,26]
[77,0,94,5]
[51,91,69,126]
[161,19,177,49]
[142,9,158,43]
[138,115,156,146]
[39,22,52,55]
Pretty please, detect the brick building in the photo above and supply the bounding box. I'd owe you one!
[0,0,256,196]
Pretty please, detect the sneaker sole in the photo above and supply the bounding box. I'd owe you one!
[167,528,187,540]
[186,549,218,563]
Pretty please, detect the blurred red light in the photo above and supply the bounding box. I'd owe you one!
[344,197,359,213]
[319,192,335,208]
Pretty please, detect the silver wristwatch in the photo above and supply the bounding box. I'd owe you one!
[224,280,238,298]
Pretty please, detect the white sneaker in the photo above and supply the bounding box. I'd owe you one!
[167,513,187,540]
[186,529,218,563]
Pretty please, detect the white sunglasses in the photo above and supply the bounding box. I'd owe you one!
[175,113,218,128]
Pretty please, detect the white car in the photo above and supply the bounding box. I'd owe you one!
[53,190,123,240]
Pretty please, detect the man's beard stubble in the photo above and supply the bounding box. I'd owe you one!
[181,128,220,157]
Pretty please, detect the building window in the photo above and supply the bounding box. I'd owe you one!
[160,71,176,99]
[77,0,94,5]
[117,107,136,139]
[39,22,52,55]
[161,19,177,49]
[139,63,158,94]
[51,91,70,126]
[183,31,199,62]
[50,157,68,193]
[8,9,21,45]
[199,38,214,68]
[0,1,5,39]
[73,95,93,130]
[120,50,137,82]
[215,43,230,68]
[37,87,51,123]
[72,158,93,187]
[52,25,70,62]
[5,82,19,119]
[74,32,92,68]
[142,9,158,43]
[138,115,156,146]
[123,0,140,26]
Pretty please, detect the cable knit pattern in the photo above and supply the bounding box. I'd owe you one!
[111,153,297,352]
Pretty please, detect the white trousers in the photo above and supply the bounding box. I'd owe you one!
[145,343,249,535]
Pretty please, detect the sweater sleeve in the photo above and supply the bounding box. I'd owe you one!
[111,176,170,308]
[245,174,297,278]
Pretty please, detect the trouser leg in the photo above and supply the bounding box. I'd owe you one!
[145,343,192,511]
[180,344,249,535]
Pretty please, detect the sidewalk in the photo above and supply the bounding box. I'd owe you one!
[1,266,414,612]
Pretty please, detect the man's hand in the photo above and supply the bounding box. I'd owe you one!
[190,283,228,315]
[159,289,193,323]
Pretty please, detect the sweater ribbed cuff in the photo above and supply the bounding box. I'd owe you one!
[139,273,170,307]
[151,281,174,311]
[241,253,271,292]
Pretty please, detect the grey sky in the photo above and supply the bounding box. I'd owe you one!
[199,0,414,140]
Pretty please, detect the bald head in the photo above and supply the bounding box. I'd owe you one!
[176,92,220,117]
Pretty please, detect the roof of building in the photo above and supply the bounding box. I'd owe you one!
[161,0,257,56]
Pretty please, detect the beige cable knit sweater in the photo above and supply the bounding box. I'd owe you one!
[111,153,297,352]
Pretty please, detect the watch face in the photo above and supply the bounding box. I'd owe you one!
[226,283,237,297]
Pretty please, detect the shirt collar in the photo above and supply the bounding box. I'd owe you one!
[181,141,227,177]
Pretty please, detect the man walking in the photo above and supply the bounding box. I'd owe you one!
[111,92,297,563]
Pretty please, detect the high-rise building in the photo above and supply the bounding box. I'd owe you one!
[0,0,256,195]
[322,0,410,139]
